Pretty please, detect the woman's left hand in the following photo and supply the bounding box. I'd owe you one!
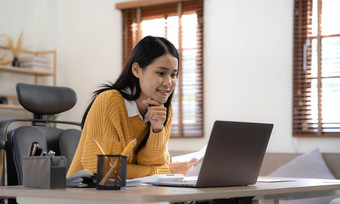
[143,98,167,133]
[169,159,198,176]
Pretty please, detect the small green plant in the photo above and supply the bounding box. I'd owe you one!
[43,114,58,128]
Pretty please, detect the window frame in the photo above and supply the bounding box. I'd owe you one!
[293,0,340,137]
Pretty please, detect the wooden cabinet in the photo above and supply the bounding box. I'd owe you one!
[0,47,56,110]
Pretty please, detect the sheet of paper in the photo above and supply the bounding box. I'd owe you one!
[66,169,94,187]
[187,160,202,176]
[257,178,296,183]
[66,169,93,181]
[322,179,340,183]
[171,145,207,163]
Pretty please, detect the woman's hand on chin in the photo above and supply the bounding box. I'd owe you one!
[143,98,167,133]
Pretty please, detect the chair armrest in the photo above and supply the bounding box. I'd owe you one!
[0,118,81,150]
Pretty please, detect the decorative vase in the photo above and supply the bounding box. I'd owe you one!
[12,57,20,67]
[0,96,8,104]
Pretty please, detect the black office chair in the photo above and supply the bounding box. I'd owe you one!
[0,83,81,203]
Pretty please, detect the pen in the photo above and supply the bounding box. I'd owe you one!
[34,147,42,156]
[47,150,56,157]
[92,138,114,169]
[29,142,43,156]
[28,142,39,156]
[92,138,106,155]
[120,138,137,155]
[105,138,116,174]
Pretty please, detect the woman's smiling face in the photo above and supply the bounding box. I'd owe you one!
[133,53,178,104]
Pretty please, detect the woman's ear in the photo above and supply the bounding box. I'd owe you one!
[132,62,141,78]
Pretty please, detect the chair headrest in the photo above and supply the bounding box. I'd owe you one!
[16,83,77,115]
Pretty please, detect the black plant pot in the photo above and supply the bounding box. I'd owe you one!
[12,57,20,67]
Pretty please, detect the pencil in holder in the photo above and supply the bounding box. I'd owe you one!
[96,155,127,190]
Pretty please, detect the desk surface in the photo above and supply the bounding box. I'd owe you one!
[1,178,340,203]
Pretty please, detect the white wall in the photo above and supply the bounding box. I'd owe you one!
[56,0,123,123]
[1,0,340,153]
[0,0,52,120]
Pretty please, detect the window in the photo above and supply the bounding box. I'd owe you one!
[117,0,204,138]
[293,0,340,137]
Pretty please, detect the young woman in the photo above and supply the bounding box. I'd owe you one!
[67,36,196,179]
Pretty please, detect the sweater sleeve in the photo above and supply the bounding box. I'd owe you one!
[136,105,172,166]
[67,92,120,176]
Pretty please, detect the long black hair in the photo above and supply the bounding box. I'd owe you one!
[82,36,179,151]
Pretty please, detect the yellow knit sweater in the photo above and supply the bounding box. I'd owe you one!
[67,90,172,179]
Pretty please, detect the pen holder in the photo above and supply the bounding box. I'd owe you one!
[96,155,127,190]
[22,156,67,189]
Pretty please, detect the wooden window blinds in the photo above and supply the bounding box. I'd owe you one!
[293,0,340,137]
[117,0,204,138]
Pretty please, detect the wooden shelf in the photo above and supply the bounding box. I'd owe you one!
[0,65,53,76]
[0,47,56,111]
[0,94,17,99]
[0,104,24,110]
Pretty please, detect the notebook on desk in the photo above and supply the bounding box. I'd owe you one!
[148,120,273,188]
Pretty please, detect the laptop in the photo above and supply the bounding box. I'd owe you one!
[149,120,273,188]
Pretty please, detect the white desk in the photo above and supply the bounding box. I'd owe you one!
[1,178,340,204]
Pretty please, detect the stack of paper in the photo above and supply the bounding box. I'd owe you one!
[66,169,95,187]
[19,56,51,71]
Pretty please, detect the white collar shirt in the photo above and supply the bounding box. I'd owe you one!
[123,88,149,124]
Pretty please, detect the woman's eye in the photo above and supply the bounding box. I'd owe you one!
[157,72,165,76]
[171,74,177,78]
